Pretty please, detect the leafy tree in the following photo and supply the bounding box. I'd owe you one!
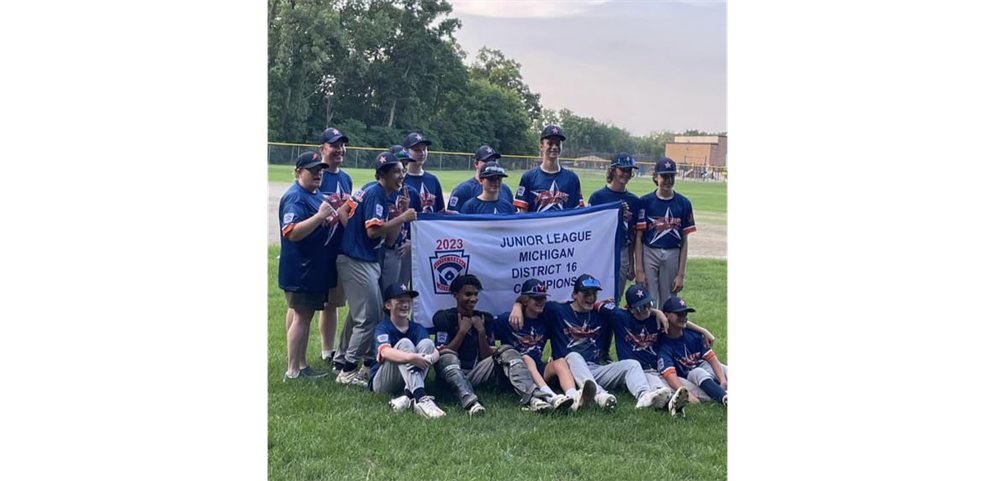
[469,47,542,122]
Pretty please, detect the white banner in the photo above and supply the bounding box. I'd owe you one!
[410,202,622,330]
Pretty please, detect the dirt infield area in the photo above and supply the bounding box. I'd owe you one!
[268,182,726,259]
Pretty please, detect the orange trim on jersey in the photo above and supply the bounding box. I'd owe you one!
[281,223,295,237]
[578,200,586,207]
[365,218,385,229]
[346,198,358,211]
[376,344,390,364]
[683,226,697,234]
[634,223,647,231]
[703,350,715,361]
[513,200,530,210]
[661,367,676,377]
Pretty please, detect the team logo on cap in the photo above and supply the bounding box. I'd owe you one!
[428,249,470,295]
[378,155,387,163]
[331,128,339,135]
[665,161,672,169]
[415,134,423,141]
[485,147,493,153]
[635,289,644,298]
[551,127,559,134]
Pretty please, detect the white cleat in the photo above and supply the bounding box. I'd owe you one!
[413,396,446,419]
[335,369,368,387]
[572,379,598,411]
[388,395,412,412]
[635,387,670,409]
[669,386,690,417]
[551,394,574,412]
[522,397,554,414]
[595,392,618,411]
[468,402,486,417]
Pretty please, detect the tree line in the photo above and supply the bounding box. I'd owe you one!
[268,0,723,158]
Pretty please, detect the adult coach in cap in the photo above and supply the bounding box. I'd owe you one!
[514,125,585,212]
[369,282,447,418]
[634,157,696,307]
[315,127,352,365]
[449,145,515,212]
[402,132,447,213]
[458,162,516,214]
[278,152,336,381]
[334,152,416,387]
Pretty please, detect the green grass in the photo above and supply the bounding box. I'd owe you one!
[269,165,726,215]
[268,246,727,481]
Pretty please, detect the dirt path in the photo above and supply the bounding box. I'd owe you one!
[268,182,726,259]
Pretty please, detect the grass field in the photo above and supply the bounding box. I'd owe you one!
[267,165,727,217]
[268,246,728,480]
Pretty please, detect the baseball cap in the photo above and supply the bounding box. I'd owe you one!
[389,144,405,155]
[383,282,419,301]
[573,274,603,292]
[479,161,508,179]
[403,132,432,148]
[541,125,566,141]
[373,152,401,171]
[611,152,636,169]
[475,145,501,162]
[655,157,678,175]
[296,151,328,170]
[661,296,697,314]
[625,284,655,309]
[520,279,548,298]
[318,127,349,145]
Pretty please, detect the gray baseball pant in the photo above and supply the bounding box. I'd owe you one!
[380,247,402,292]
[642,246,681,306]
[466,345,541,404]
[678,362,728,401]
[336,254,383,366]
[616,252,631,300]
[371,338,435,395]
[564,352,651,399]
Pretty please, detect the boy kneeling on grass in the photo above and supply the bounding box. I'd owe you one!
[657,296,728,416]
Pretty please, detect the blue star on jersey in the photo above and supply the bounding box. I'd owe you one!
[646,207,683,244]
[677,345,702,370]
[321,183,351,245]
[512,326,546,356]
[622,326,658,356]
[532,180,570,212]
[418,183,436,212]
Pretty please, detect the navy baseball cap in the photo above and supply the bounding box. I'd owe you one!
[373,152,401,171]
[661,296,697,314]
[521,279,548,298]
[475,145,501,162]
[655,157,678,174]
[479,161,508,179]
[318,127,349,145]
[403,132,432,148]
[625,284,655,309]
[611,152,636,169]
[573,274,602,292]
[389,144,405,155]
[296,151,328,170]
[383,282,419,301]
[541,125,566,141]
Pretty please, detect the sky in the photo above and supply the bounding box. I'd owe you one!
[448,0,727,136]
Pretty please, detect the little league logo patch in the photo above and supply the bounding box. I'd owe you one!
[377,334,389,343]
[282,212,295,225]
[429,250,470,295]
[517,186,526,197]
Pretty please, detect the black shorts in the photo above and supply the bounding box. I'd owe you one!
[284,290,327,311]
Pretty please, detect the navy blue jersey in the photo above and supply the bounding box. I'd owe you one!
[448,177,515,212]
[318,169,353,249]
[404,171,446,213]
[495,311,549,372]
[595,301,662,370]
[541,301,608,364]
[362,181,420,248]
[459,197,516,215]
[513,167,585,212]
[635,191,696,250]
[340,182,391,262]
[368,319,431,390]
[657,330,715,379]
[588,186,639,248]
[433,308,496,370]
[278,182,335,292]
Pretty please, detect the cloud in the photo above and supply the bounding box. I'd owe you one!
[450,0,612,19]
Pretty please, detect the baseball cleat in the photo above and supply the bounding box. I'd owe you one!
[722,394,728,406]
[414,396,446,419]
[522,397,554,413]
[574,379,597,410]
[468,402,486,417]
[388,395,413,412]
[635,387,669,409]
[595,392,618,411]
[551,394,574,412]
[668,386,689,417]
[335,369,368,387]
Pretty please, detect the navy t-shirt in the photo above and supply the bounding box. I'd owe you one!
[433,308,496,370]
[459,197,516,215]
[588,186,639,248]
[595,300,663,370]
[404,171,446,213]
[340,183,391,262]
[657,330,715,379]
[513,167,585,212]
[541,301,608,364]
[635,191,696,250]
[449,177,514,212]
[368,319,431,390]
[495,311,549,372]
[278,182,334,292]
